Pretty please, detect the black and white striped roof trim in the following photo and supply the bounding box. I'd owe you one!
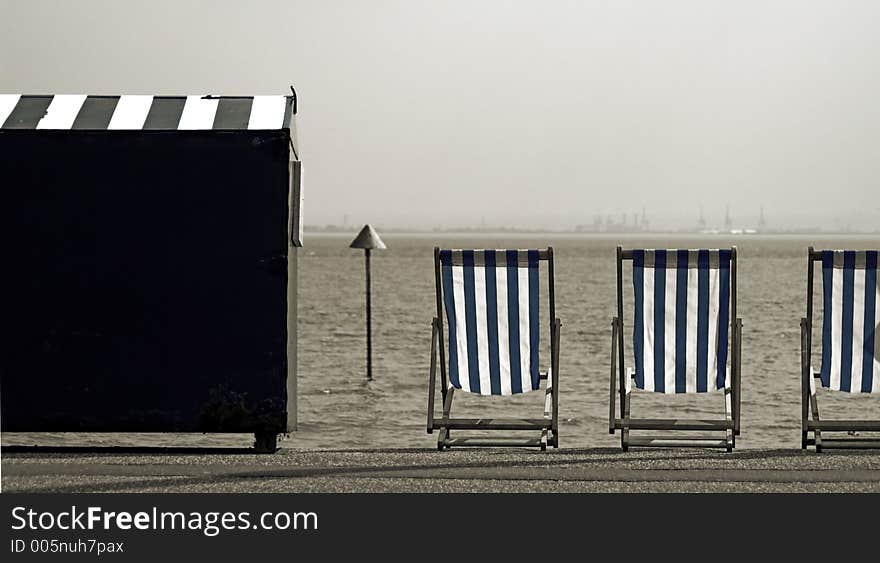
[0,95,295,130]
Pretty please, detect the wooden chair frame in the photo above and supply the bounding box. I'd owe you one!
[802,247,880,452]
[608,246,742,451]
[427,247,561,450]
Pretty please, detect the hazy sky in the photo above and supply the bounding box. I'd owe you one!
[3,1,879,229]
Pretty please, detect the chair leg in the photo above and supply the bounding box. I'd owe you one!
[724,386,734,453]
[552,385,559,449]
[437,387,455,450]
[621,380,631,452]
[801,395,808,450]
[800,318,808,449]
[801,362,808,449]
[542,383,552,451]
[809,389,822,453]
[806,367,822,452]
[551,318,561,448]
[735,318,742,436]
[427,318,440,434]
[609,318,618,435]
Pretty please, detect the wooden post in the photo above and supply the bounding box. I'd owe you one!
[365,248,372,381]
[349,224,386,381]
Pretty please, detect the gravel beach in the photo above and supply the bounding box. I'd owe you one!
[4,447,880,493]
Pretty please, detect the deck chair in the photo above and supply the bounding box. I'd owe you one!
[609,247,742,451]
[802,249,880,452]
[427,248,561,450]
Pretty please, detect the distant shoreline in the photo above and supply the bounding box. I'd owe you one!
[304,229,880,238]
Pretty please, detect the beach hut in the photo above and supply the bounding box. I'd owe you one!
[0,94,302,451]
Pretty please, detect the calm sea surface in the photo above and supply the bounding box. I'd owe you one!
[5,233,880,450]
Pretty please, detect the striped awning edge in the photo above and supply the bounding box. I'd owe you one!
[0,95,295,131]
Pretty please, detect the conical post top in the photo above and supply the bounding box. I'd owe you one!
[349,224,387,250]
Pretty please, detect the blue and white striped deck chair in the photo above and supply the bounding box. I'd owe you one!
[802,248,880,452]
[427,248,561,450]
[609,247,742,451]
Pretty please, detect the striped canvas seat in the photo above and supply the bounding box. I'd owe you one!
[819,251,880,393]
[632,249,732,393]
[439,249,540,395]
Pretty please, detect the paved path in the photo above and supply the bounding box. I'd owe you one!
[4,448,880,492]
